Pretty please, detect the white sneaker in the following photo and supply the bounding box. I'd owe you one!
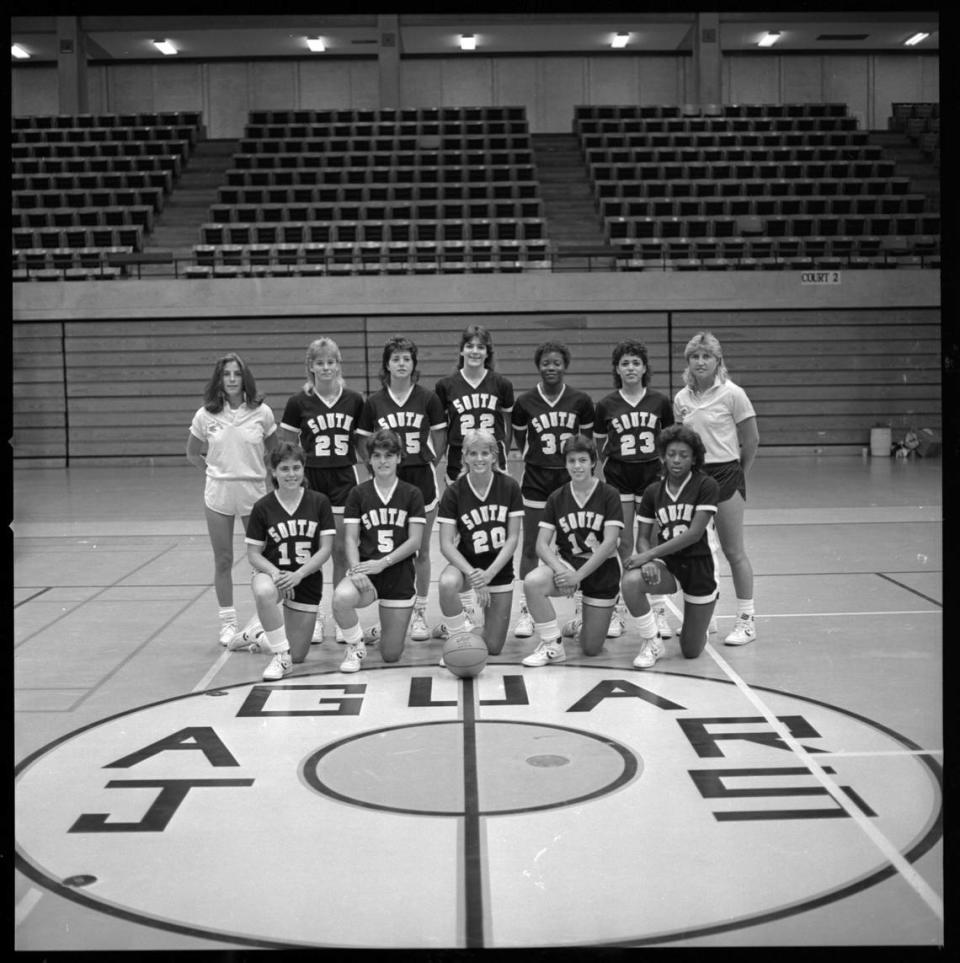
[561,617,582,639]
[410,608,431,641]
[724,616,757,646]
[513,603,534,638]
[362,625,380,645]
[438,654,446,668]
[607,601,627,638]
[218,621,239,647]
[432,622,452,641]
[227,620,265,652]
[522,640,566,666]
[262,651,292,680]
[464,606,482,631]
[340,641,367,673]
[311,616,325,644]
[633,636,665,669]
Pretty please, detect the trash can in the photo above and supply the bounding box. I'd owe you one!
[870,426,892,457]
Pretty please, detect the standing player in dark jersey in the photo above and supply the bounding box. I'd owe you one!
[510,341,595,638]
[356,336,447,642]
[621,424,720,670]
[594,339,674,640]
[333,428,426,673]
[433,428,524,661]
[435,324,515,628]
[245,443,336,681]
[279,337,365,645]
[520,435,623,666]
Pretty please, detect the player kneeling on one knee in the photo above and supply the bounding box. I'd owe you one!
[434,428,524,663]
[521,434,624,667]
[621,424,720,670]
[245,443,336,681]
[332,428,426,673]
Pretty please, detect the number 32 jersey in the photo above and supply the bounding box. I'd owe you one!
[344,478,426,562]
[512,384,595,468]
[542,480,624,563]
[437,471,524,567]
[245,489,336,570]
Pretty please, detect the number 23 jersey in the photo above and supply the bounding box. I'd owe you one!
[594,388,674,463]
[343,478,426,562]
[542,480,624,562]
[437,470,524,566]
[245,489,336,570]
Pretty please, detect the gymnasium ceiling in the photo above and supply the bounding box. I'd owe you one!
[11,12,940,62]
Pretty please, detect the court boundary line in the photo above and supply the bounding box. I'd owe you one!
[14,886,44,930]
[670,597,944,924]
[875,573,942,606]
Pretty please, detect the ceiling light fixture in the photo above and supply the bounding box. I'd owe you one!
[611,32,630,49]
[904,32,930,46]
[11,43,30,59]
[758,31,781,48]
[459,34,476,51]
[306,37,326,52]
[152,39,178,56]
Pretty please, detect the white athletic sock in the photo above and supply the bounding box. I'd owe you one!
[341,623,364,646]
[533,619,561,643]
[445,611,467,633]
[459,591,474,610]
[519,592,529,612]
[649,595,666,613]
[218,606,237,625]
[736,599,755,619]
[263,626,289,654]
[635,611,658,640]
[415,596,429,612]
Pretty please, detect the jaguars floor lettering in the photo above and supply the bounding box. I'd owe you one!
[15,665,941,949]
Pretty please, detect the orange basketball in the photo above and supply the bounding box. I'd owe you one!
[442,632,488,677]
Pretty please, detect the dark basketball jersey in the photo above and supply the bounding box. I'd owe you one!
[594,388,674,463]
[280,387,365,468]
[343,478,426,561]
[437,470,524,564]
[637,471,720,558]
[511,384,595,468]
[542,480,624,562]
[245,489,336,570]
[434,369,515,450]
[357,385,447,467]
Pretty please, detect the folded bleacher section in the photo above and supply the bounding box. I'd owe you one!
[889,102,939,169]
[11,111,201,280]
[576,103,940,270]
[187,107,550,277]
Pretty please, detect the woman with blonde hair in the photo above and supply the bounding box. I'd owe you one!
[673,331,759,645]
[278,337,365,643]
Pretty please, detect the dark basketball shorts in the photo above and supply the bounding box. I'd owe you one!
[602,458,663,502]
[520,463,570,508]
[254,570,324,611]
[304,465,359,512]
[658,553,718,605]
[365,558,416,604]
[704,460,746,502]
[444,441,508,483]
[565,554,622,603]
[398,463,439,512]
[456,550,515,589]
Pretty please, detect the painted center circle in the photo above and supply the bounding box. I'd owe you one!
[303,720,640,815]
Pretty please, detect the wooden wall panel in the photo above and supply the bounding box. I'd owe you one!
[781,55,824,105]
[13,322,67,462]
[207,62,252,141]
[823,55,869,129]
[249,61,298,112]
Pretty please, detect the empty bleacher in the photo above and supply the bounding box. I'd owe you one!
[187,107,551,277]
[11,111,201,280]
[576,103,940,271]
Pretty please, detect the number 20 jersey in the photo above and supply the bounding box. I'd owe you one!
[343,478,426,562]
[437,471,524,567]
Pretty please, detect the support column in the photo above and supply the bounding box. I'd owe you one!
[56,16,88,115]
[692,12,722,107]
[378,15,401,109]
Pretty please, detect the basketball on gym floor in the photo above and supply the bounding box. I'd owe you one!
[443,632,488,677]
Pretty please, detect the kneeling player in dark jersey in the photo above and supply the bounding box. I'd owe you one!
[245,443,336,681]
[333,428,426,673]
[621,424,720,669]
[520,435,624,666]
[434,428,524,660]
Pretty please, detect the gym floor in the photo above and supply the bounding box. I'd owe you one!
[13,454,942,949]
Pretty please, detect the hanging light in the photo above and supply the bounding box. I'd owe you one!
[611,33,630,49]
[152,39,178,56]
[306,37,326,52]
[459,34,477,51]
[904,33,930,46]
[757,31,781,48]
[11,43,30,59]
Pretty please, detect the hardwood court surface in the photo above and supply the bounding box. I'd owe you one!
[13,455,942,949]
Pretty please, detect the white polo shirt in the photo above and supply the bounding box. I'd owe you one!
[673,379,755,464]
[189,403,277,480]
